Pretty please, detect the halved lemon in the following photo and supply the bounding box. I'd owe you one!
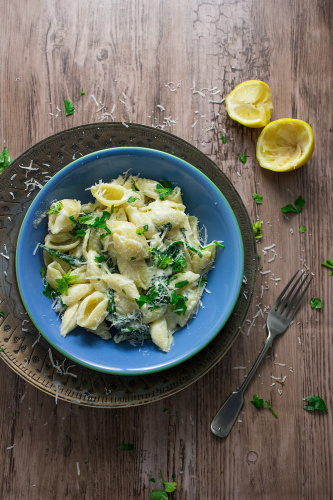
[225,80,273,128]
[256,119,314,172]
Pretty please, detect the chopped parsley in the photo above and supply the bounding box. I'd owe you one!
[160,470,177,493]
[281,195,305,214]
[310,298,322,309]
[122,289,126,294]
[156,222,172,234]
[175,280,189,289]
[162,408,168,412]
[118,444,135,450]
[150,470,177,499]
[39,403,43,407]
[78,211,111,237]
[220,134,226,144]
[251,394,278,418]
[55,269,80,295]
[154,180,173,200]
[94,255,106,263]
[303,395,328,411]
[257,254,261,263]
[127,196,139,203]
[170,291,187,315]
[136,224,148,235]
[43,282,60,300]
[131,185,138,192]
[64,100,75,116]
[0,147,13,173]
[151,492,168,500]
[111,205,114,213]
[321,259,333,276]
[252,193,263,204]
[40,267,46,279]
[47,201,63,215]
[197,276,207,287]
[299,225,306,233]
[150,478,156,483]
[0,312,5,318]
[201,240,225,249]
[252,220,263,239]
[69,215,77,226]
[238,154,247,164]
[130,257,136,261]
[80,91,85,95]
[0,348,5,352]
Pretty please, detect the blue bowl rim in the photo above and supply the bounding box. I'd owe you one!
[15,147,244,374]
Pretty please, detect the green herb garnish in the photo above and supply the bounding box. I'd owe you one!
[0,312,4,318]
[239,154,247,164]
[118,444,135,450]
[0,348,5,352]
[257,254,261,263]
[131,185,138,192]
[197,276,207,287]
[69,215,77,226]
[150,478,156,483]
[201,240,225,250]
[154,180,173,200]
[251,394,278,418]
[111,205,114,213]
[252,194,263,204]
[80,91,85,95]
[55,269,80,295]
[220,134,226,144]
[281,196,305,214]
[94,255,106,263]
[175,280,189,289]
[136,224,149,235]
[160,470,177,493]
[310,298,322,309]
[0,147,13,173]
[163,408,168,412]
[299,225,306,233]
[130,257,136,260]
[304,395,328,411]
[151,491,168,500]
[321,259,333,276]
[47,201,63,215]
[64,100,75,116]
[252,220,263,239]
[40,267,46,279]
[127,196,139,203]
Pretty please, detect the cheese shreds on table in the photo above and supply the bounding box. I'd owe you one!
[6,444,15,450]
[260,270,271,275]
[77,462,81,476]
[232,366,247,369]
[264,244,276,250]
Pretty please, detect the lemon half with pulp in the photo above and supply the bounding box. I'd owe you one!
[256,118,314,172]
[225,80,273,128]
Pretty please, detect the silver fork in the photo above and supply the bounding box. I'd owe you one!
[211,270,313,438]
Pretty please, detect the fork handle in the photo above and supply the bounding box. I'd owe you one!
[211,331,274,438]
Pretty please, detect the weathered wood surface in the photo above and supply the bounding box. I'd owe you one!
[0,0,332,499]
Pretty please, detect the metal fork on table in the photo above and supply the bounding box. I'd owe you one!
[211,270,313,438]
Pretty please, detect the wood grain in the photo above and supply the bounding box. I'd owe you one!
[0,0,332,499]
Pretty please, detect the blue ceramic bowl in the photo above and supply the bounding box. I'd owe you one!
[16,148,244,374]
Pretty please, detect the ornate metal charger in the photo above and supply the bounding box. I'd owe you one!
[0,123,256,407]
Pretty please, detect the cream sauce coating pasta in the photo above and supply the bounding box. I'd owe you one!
[41,174,222,352]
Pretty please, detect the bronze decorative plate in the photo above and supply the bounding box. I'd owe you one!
[0,123,256,407]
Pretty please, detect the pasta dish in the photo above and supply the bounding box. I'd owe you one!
[40,173,223,352]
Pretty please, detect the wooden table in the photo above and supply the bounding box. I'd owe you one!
[1,1,332,498]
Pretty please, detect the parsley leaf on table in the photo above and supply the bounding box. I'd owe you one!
[252,194,263,204]
[281,196,305,214]
[252,220,263,239]
[118,444,135,450]
[239,154,247,163]
[151,491,168,500]
[220,134,226,144]
[0,311,5,318]
[299,225,306,233]
[40,267,46,279]
[321,259,333,276]
[0,147,13,173]
[47,201,63,215]
[251,394,278,418]
[304,395,328,411]
[80,91,85,95]
[64,100,75,116]
[310,298,322,309]
[160,469,177,493]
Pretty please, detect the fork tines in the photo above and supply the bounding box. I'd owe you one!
[272,270,313,318]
